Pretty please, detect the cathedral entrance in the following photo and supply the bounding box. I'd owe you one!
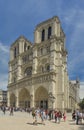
[35,100,48,109]
[40,100,48,109]
[19,88,30,108]
[35,87,48,109]
[25,101,30,108]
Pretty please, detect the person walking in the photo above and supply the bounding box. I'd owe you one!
[33,108,40,125]
[54,111,57,123]
[10,106,14,116]
[58,111,62,123]
[40,109,45,125]
[63,112,66,122]
[76,109,80,125]
[3,105,6,115]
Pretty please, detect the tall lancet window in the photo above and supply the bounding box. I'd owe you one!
[14,47,16,58]
[48,26,52,39]
[17,43,19,55]
[41,29,45,41]
[24,43,27,52]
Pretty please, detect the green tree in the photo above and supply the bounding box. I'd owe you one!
[79,98,84,110]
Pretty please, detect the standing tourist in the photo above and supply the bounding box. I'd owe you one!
[40,109,45,125]
[2,105,6,114]
[54,111,57,123]
[10,106,14,116]
[76,109,80,125]
[63,112,66,122]
[33,107,40,125]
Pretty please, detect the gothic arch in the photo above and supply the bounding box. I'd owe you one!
[14,47,16,58]
[19,88,31,108]
[45,64,50,72]
[41,29,45,41]
[24,42,27,51]
[35,87,48,109]
[48,26,52,39]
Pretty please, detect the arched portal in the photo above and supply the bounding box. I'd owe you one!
[35,87,48,109]
[10,93,16,107]
[19,88,31,108]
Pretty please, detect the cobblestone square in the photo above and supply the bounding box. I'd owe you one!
[0,111,84,130]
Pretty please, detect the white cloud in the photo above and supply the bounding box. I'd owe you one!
[62,8,84,80]
[0,42,9,90]
[0,42,9,62]
[0,42,9,53]
[63,9,77,24]
[0,74,8,90]
[68,51,84,73]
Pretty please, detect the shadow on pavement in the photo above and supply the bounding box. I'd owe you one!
[78,125,84,130]
[69,122,76,125]
[68,119,76,125]
[68,119,73,122]
[27,122,45,125]
[68,119,84,130]
[27,122,35,125]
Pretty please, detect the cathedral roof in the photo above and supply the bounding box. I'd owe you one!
[35,16,60,30]
[11,35,32,47]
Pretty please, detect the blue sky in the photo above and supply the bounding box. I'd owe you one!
[0,0,84,99]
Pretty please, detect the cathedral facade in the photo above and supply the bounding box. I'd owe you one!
[7,16,80,111]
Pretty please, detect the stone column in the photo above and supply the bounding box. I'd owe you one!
[62,96,64,112]
[61,67,65,111]
[16,91,19,107]
[69,97,71,109]
[19,41,23,54]
[30,94,35,108]
[52,18,60,37]
[34,30,41,43]
[45,27,48,40]
[32,47,38,74]
[50,40,56,71]
[7,91,10,107]
[10,48,14,61]
[48,93,56,110]
[48,81,56,109]
[17,57,22,80]
[30,85,35,108]
[8,64,12,84]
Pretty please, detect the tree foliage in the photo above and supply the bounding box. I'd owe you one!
[79,98,84,110]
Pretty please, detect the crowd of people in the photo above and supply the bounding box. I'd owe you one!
[1,105,84,125]
[0,105,14,115]
[31,108,66,125]
[0,105,67,125]
[72,109,84,125]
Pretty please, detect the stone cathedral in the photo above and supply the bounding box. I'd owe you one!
[7,16,80,111]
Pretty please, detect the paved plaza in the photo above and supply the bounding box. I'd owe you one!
[0,110,84,130]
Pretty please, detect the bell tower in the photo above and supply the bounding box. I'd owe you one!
[34,16,62,44]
